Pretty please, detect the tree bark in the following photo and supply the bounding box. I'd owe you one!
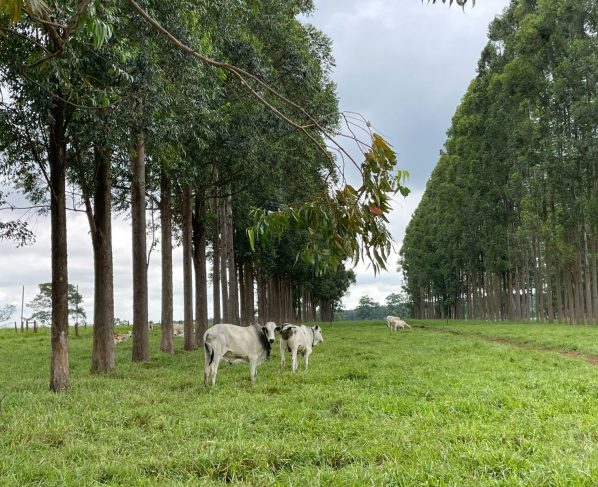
[193,192,208,345]
[212,197,221,325]
[555,265,564,322]
[88,145,115,372]
[131,130,149,361]
[219,195,230,322]
[49,98,69,392]
[160,169,174,353]
[182,184,195,350]
[583,228,593,323]
[592,234,598,324]
[545,252,554,323]
[226,194,239,324]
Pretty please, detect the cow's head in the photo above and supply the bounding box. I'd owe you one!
[262,321,278,344]
[312,325,324,346]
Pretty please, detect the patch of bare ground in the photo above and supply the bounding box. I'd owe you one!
[417,325,598,366]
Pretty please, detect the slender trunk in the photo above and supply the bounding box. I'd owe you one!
[592,234,598,324]
[226,193,239,324]
[545,252,554,323]
[583,228,593,323]
[575,250,584,324]
[246,263,255,324]
[523,246,531,320]
[160,169,174,353]
[182,184,195,350]
[212,198,221,325]
[131,130,149,361]
[89,145,115,372]
[193,193,208,345]
[534,239,544,323]
[555,265,564,322]
[49,98,69,391]
[257,271,266,323]
[219,195,230,322]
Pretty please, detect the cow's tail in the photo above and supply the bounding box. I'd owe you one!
[204,341,214,366]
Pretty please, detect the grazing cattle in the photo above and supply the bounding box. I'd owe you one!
[173,324,184,336]
[386,315,411,331]
[279,323,324,372]
[114,332,132,345]
[203,322,279,386]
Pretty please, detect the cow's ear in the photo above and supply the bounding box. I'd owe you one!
[275,327,281,332]
[314,326,320,330]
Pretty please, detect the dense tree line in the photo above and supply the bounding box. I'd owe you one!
[401,0,598,324]
[0,0,412,390]
[340,293,411,321]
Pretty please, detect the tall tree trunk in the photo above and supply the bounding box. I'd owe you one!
[193,193,208,344]
[545,252,554,323]
[534,239,544,323]
[49,98,69,391]
[575,250,584,324]
[160,169,174,353]
[583,228,593,323]
[592,234,598,324]
[182,184,195,350]
[212,197,221,325]
[257,270,267,323]
[131,130,149,362]
[88,145,115,372]
[219,195,230,322]
[225,193,239,324]
[555,265,564,322]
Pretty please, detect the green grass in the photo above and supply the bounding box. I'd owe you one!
[416,319,598,355]
[2,321,598,485]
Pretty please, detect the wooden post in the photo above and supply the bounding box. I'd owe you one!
[14,321,17,332]
[74,284,79,337]
[34,320,38,333]
[20,285,24,332]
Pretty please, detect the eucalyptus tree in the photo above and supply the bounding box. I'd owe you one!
[0,1,115,390]
[402,0,598,323]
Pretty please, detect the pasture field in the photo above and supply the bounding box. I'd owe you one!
[2,321,598,486]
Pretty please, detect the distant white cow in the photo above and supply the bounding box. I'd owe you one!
[386,315,411,331]
[173,324,184,336]
[203,322,279,386]
[279,323,324,372]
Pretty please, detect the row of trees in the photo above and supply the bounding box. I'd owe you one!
[401,0,598,323]
[0,0,410,391]
[340,293,411,321]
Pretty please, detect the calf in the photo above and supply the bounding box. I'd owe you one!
[279,323,324,372]
[386,315,411,331]
[203,322,279,386]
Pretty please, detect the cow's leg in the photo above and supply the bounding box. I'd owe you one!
[249,357,258,383]
[279,339,286,369]
[210,354,223,386]
[304,349,311,370]
[291,347,298,372]
[204,342,214,387]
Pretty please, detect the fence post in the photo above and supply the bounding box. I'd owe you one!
[33,320,38,333]
[14,321,17,332]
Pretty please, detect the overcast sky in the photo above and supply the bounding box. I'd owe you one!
[0,0,511,325]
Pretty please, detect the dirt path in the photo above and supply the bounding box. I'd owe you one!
[417,325,598,366]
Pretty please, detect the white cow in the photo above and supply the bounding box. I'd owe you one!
[386,315,411,331]
[203,322,279,386]
[279,323,324,372]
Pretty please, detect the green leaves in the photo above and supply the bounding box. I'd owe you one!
[249,132,409,275]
